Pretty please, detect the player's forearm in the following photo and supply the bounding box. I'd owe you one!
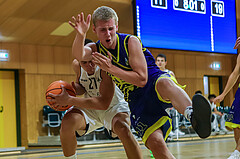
[108,65,147,87]
[74,83,85,95]
[72,34,86,61]
[221,71,239,97]
[68,96,110,110]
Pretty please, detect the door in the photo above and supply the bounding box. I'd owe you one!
[0,70,17,148]
[203,75,222,106]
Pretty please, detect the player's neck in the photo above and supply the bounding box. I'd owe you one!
[160,67,166,71]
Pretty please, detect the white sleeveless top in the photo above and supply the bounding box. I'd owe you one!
[164,69,174,75]
[79,66,127,109]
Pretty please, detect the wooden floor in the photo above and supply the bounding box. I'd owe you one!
[0,137,236,159]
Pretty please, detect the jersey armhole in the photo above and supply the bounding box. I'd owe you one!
[125,35,131,53]
[96,42,100,53]
[99,69,103,80]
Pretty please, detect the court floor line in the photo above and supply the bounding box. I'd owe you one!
[6,138,235,159]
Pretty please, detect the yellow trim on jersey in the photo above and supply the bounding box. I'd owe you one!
[99,42,132,70]
[142,116,172,144]
[155,74,186,104]
[107,73,136,102]
[117,34,120,62]
[238,83,240,88]
[99,43,117,61]
[124,35,130,57]
[225,122,240,130]
[99,34,120,62]
[133,35,147,52]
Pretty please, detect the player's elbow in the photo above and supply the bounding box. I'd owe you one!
[100,103,110,110]
[98,99,111,110]
[137,76,148,87]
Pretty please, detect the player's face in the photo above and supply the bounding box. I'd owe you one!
[80,61,96,75]
[93,18,118,49]
[156,57,167,70]
[209,97,215,103]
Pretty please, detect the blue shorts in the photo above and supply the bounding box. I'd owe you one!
[128,72,185,143]
[225,85,240,129]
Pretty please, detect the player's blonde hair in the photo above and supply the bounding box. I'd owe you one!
[92,6,118,26]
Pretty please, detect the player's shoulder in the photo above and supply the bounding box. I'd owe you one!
[72,59,81,75]
[128,35,141,46]
[86,42,97,52]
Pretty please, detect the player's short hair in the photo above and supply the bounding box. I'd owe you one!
[156,54,167,61]
[195,90,202,94]
[84,39,93,45]
[208,94,216,100]
[92,6,118,26]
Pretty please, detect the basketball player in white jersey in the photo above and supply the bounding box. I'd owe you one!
[48,57,142,158]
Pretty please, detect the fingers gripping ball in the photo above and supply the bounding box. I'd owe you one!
[45,80,76,111]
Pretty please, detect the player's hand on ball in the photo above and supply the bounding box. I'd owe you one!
[47,85,71,107]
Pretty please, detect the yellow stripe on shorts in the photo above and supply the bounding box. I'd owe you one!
[225,122,240,130]
[142,116,172,144]
[155,73,186,103]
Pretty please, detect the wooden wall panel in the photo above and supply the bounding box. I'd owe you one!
[37,45,54,74]
[217,56,232,76]
[174,54,185,78]
[195,55,206,78]
[165,53,175,74]
[184,78,197,98]
[185,55,196,78]
[20,44,37,73]
[53,46,73,75]
[196,78,205,97]
[205,55,216,75]
[25,74,41,143]
[0,42,20,69]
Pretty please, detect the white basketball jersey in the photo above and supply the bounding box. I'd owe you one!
[164,69,174,75]
[79,66,127,109]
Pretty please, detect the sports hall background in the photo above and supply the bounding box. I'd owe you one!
[0,0,239,149]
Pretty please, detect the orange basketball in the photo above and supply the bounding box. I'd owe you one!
[45,80,76,111]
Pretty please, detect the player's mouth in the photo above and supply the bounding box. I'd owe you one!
[106,39,111,43]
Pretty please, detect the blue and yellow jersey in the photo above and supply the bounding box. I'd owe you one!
[96,33,162,105]
[96,33,176,140]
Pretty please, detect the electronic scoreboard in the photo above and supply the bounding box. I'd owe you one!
[134,0,237,54]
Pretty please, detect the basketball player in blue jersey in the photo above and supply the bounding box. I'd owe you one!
[48,52,143,158]
[69,6,211,159]
[214,37,240,159]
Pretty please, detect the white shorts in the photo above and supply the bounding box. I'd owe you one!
[74,99,130,136]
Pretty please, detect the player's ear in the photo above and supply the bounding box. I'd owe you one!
[116,24,118,31]
[92,25,96,33]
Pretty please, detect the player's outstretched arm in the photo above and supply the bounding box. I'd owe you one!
[69,13,92,62]
[48,70,114,110]
[69,70,114,110]
[214,38,240,103]
[92,36,148,87]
